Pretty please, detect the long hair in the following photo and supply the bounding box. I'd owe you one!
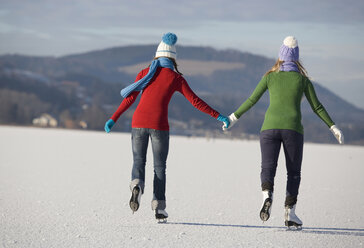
[264,59,308,77]
[153,57,183,75]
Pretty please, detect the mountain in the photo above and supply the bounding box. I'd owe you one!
[0,45,363,145]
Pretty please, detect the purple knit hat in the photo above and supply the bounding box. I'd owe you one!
[279,36,299,61]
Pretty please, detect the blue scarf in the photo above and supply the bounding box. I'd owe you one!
[280,61,300,73]
[120,57,174,98]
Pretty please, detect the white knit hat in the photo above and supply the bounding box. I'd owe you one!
[155,32,177,59]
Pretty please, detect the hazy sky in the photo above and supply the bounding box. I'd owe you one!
[1,0,364,108]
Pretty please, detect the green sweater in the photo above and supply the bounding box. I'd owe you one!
[234,71,335,134]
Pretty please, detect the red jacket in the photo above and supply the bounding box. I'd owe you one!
[111,67,219,131]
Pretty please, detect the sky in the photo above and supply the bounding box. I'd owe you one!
[1,0,364,108]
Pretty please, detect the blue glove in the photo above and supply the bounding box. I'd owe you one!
[104,119,115,133]
[217,114,230,129]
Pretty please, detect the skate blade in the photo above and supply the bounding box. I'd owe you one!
[129,187,141,212]
[129,202,139,212]
[156,218,167,224]
[285,221,302,231]
[286,226,302,231]
[155,213,168,223]
[260,198,272,221]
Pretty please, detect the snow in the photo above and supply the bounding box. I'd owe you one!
[0,126,363,248]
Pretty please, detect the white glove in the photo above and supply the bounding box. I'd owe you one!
[222,113,238,131]
[330,125,344,144]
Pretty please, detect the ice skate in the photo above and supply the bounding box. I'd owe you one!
[155,209,168,223]
[129,185,142,213]
[260,190,273,222]
[285,204,302,230]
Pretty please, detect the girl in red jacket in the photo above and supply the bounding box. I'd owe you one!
[104,33,229,222]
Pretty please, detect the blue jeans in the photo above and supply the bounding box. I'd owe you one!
[260,129,304,201]
[130,128,169,210]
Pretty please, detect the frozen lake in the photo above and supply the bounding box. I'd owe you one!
[0,126,363,247]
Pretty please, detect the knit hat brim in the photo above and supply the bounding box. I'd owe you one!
[155,43,177,59]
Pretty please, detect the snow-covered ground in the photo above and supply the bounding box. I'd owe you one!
[0,126,363,248]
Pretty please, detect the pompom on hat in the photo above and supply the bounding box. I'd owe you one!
[155,32,178,59]
[279,36,299,61]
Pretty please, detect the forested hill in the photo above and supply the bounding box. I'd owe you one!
[1,45,363,144]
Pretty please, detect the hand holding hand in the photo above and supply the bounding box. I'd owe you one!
[217,114,230,130]
[222,113,238,131]
[104,119,115,133]
[330,125,344,144]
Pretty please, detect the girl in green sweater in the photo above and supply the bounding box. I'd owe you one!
[224,36,344,229]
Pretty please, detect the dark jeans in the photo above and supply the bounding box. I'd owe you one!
[131,128,169,209]
[260,129,304,200]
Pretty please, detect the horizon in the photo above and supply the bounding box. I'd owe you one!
[2,42,364,111]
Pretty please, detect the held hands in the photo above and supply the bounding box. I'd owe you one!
[104,119,115,133]
[217,114,230,130]
[222,113,238,131]
[330,125,344,144]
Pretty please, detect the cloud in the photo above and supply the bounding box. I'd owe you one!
[0,22,51,39]
[1,0,364,30]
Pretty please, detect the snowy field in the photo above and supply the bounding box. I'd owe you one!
[0,126,363,248]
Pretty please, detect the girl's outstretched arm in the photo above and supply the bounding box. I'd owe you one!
[177,77,230,128]
[104,71,144,133]
[104,91,140,133]
[234,76,268,118]
[177,78,220,118]
[304,78,344,144]
[223,76,268,131]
